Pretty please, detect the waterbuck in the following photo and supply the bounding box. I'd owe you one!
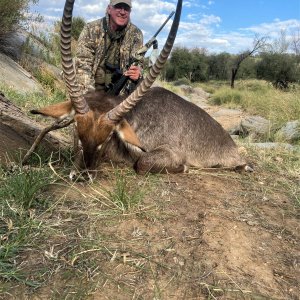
[31,0,252,176]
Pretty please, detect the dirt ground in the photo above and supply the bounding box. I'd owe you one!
[0,89,299,300]
[2,160,298,300]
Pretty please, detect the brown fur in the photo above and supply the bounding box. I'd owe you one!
[117,120,143,149]
[31,87,251,174]
[30,101,73,119]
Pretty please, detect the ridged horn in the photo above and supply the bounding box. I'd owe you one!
[61,0,89,114]
[107,0,182,122]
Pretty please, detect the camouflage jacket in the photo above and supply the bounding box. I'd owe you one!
[75,16,143,93]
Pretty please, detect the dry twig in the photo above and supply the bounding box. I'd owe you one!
[22,116,74,164]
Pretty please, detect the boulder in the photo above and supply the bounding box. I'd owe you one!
[275,120,300,143]
[210,108,243,134]
[0,52,44,94]
[241,116,271,138]
[178,84,194,94]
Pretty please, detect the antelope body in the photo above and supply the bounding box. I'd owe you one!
[31,0,251,175]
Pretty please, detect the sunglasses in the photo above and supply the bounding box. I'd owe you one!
[113,4,131,12]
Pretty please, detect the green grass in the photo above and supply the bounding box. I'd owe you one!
[244,144,300,206]
[0,166,53,209]
[206,80,300,129]
[106,168,149,212]
[0,82,66,112]
[157,79,183,95]
[0,165,54,288]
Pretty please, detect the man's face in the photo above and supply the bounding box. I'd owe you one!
[108,3,131,30]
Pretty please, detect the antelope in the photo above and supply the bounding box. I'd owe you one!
[31,0,252,177]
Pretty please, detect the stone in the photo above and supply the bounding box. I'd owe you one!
[275,120,300,143]
[241,116,271,138]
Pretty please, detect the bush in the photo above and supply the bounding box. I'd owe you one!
[236,79,269,93]
[0,0,41,56]
[256,53,300,88]
[0,0,40,37]
[173,78,191,86]
[210,88,242,105]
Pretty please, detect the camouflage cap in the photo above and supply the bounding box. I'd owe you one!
[110,0,132,8]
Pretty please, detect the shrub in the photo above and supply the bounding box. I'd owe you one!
[210,88,242,105]
[173,78,191,86]
[256,53,300,88]
[0,0,41,56]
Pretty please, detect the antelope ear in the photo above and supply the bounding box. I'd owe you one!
[116,120,145,151]
[30,101,73,120]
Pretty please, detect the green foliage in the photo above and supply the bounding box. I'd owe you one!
[0,165,52,286]
[53,16,86,41]
[0,0,40,37]
[165,34,299,87]
[210,88,242,105]
[21,33,58,66]
[206,52,231,80]
[37,16,86,67]
[236,56,257,79]
[106,169,147,212]
[0,82,66,110]
[168,47,192,80]
[167,47,208,82]
[71,17,86,41]
[256,53,300,88]
[33,68,57,92]
[0,166,52,210]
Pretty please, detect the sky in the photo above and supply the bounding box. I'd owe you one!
[30,0,300,54]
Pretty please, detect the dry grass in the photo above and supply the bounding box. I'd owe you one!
[206,80,300,129]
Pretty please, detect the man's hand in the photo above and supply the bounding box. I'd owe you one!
[124,65,142,81]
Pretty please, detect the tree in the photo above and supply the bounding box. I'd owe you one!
[169,47,193,80]
[256,53,299,88]
[230,36,267,88]
[53,17,86,41]
[269,29,290,54]
[189,48,208,82]
[0,0,41,56]
[291,27,300,56]
[207,52,231,80]
[0,0,40,38]
[45,17,86,65]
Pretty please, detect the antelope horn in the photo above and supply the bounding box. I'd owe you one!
[61,0,89,114]
[107,0,182,123]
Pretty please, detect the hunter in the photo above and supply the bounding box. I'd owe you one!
[75,0,143,95]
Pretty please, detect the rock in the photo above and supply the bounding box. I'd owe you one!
[241,116,271,138]
[178,85,194,94]
[249,142,295,151]
[193,87,210,100]
[1,29,56,61]
[0,93,71,164]
[275,120,300,143]
[0,52,44,94]
[210,108,244,134]
[21,54,65,91]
